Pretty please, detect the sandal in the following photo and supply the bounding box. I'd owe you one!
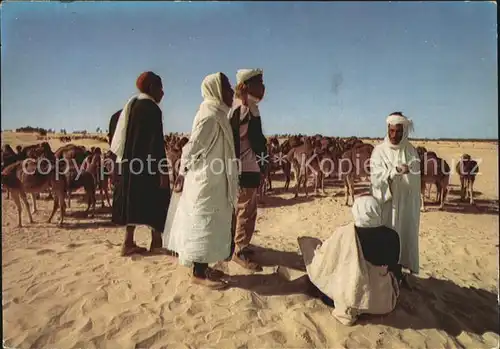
[206,267,225,280]
[149,247,175,255]
[191,275,229,290]
[232,251,263,272]
[121,244,148,256]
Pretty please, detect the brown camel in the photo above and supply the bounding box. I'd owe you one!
[339,143,374,206]
[1,159,67,227]
[419,151,450,211]
[456,153,479,205]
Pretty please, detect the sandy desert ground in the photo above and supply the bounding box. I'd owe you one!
[2,132,499,349]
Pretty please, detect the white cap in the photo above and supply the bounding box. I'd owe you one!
[236,69,263,84]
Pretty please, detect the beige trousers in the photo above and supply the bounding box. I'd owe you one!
[233,187,258,253]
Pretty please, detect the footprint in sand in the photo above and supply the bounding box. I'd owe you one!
[104,282,137,303]
[188,288,224,302]
[173,314,186,329]
[36,248,55,255]
[205,330,223,342]
[66,242,85,249]
[186,302,205,316]
[130,329,169,349]
[167,295,189,313]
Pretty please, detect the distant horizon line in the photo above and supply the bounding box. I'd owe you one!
[1,129,498,143]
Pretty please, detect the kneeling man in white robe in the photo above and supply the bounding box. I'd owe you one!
[298,195,401,326]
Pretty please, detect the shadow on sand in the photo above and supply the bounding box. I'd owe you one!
[447,188,484,197]
[65,205,112,218]
[424,198,499,216]
[248,245,306,270]
[62,220,118,230]
[227,246,499,338]
[258,195,314,208]
[360,274,499,337]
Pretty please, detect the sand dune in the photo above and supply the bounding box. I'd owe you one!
[2,134,499,348]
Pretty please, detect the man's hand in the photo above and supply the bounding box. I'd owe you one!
[174,174,185,193]
[397,164,410,174]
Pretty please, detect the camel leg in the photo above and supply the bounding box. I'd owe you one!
[460,178,466,202]
[98,180,105,208]
[439,179,448,210]
[11,191,23,227]
[321,171,327,195]
[91,191,96,218]
[67,191,72,208]
[314,171,319,195]
[47,194,59,223]
[349,176,355,206]
[344,177,350,206]
[84,189,92,216]
[304,168,309,198]
[469,180,474,205]
[283,162,291,191]
[58,191,66,225]
[103,181,111,207]
[31,193,38,214]
[293,167,301,198]
[420,182,426,212]
[435,182,441,204]
[20,191,34,224]
[294,175,301,198]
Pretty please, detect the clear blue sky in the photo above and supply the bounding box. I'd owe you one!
[1,1,497,138]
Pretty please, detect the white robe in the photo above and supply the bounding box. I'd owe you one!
[164,74,238,267]
[298,223,399,326]
[370,140,421,274]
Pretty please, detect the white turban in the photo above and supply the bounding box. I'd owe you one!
[236,69,263,85]
[351,195,383,228]
[386,113,414,132]
[385,113,414,149]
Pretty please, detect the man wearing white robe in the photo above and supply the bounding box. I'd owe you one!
[369,112,421,275]
[165,72,239,289]
[297,196,400,326]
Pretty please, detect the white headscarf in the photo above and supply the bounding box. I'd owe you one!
[196,72,239,208]
[351,195,383,228]
[384,113,414,150]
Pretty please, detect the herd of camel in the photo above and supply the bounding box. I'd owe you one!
[1,133,479,228]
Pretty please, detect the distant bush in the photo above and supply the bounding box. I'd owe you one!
[15,126,49,135]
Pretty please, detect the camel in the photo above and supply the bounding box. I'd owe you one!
[2,144,19,199]
[261,137,291,195]
[339,143,373,206]
[456,153,479,205]
[416,146,434,199]
[1,159,67,227]
[64,166,97,217]
[286,137,323,198]
[54,144,90,203]
[54,144,88,165]
[81,147,111,208]
[166,136,189,185]
[419,151,450,211]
